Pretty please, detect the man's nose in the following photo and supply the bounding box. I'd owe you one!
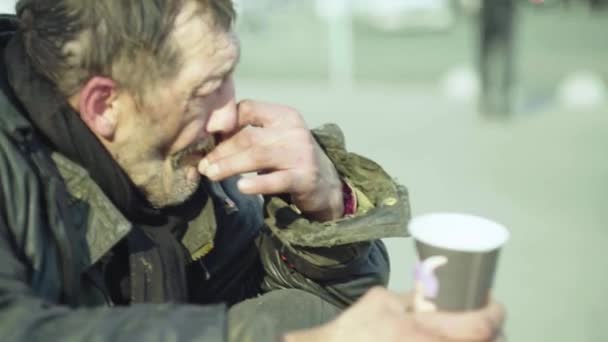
[205,77,238,135]
[206,101,237,135]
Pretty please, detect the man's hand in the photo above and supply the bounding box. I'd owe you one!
[199,100,344,221]
[284,287,505,342]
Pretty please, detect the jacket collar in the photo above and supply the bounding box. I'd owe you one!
[51,152,219,266]
[51,152,132,265]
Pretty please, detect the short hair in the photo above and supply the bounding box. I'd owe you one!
[16,0,235,98]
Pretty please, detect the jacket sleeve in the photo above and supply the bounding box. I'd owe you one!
[0,133,227,342]
[257,124,411,309]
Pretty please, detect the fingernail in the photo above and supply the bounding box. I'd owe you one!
[198,159,209,174]
[206,164,219,178]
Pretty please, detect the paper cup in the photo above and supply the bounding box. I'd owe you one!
[409,213,509,311]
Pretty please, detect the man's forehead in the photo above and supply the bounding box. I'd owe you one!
[182,31,240,81]
[213,34,240,75]
[172,2,239,61]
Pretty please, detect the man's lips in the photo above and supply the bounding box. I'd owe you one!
[171,135,216,170]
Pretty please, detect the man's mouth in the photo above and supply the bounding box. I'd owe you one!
[171,135,216,170]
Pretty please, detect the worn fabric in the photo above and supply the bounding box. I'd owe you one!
[0,14,410,342]
[228,289,342,342]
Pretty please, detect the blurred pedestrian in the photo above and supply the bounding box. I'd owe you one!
[479,0,516,116]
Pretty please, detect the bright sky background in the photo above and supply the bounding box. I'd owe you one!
[0,0,14,14]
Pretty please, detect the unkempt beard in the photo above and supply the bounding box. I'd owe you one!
[119,136,216,208]
[121,157,201,208]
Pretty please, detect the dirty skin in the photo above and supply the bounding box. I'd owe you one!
[171,136,216,170]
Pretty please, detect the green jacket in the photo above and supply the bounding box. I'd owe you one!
[0,15,410,342]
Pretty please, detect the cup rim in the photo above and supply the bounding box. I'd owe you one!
[409,213,510,253]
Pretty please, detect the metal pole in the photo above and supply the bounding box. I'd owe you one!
[318,0,354,89]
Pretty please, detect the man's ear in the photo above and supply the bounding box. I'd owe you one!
[75,77,119,140]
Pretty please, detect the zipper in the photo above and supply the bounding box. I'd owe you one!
[199,259,211,281]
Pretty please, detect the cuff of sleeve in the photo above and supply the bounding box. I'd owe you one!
[342,178,375,217]
[342,179,356,217]
[261,123,410,250]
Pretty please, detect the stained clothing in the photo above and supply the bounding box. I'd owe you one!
[0,15,410,342]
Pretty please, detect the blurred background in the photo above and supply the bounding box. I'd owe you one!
[234,1,608,340]
[1,0,607,341]
[234,2,608,340]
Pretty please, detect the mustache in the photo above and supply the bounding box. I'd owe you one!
[171,135,216,170]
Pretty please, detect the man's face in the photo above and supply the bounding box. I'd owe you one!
[111,4,240,208]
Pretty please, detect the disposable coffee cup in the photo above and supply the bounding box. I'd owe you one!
[409,213,509,311]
